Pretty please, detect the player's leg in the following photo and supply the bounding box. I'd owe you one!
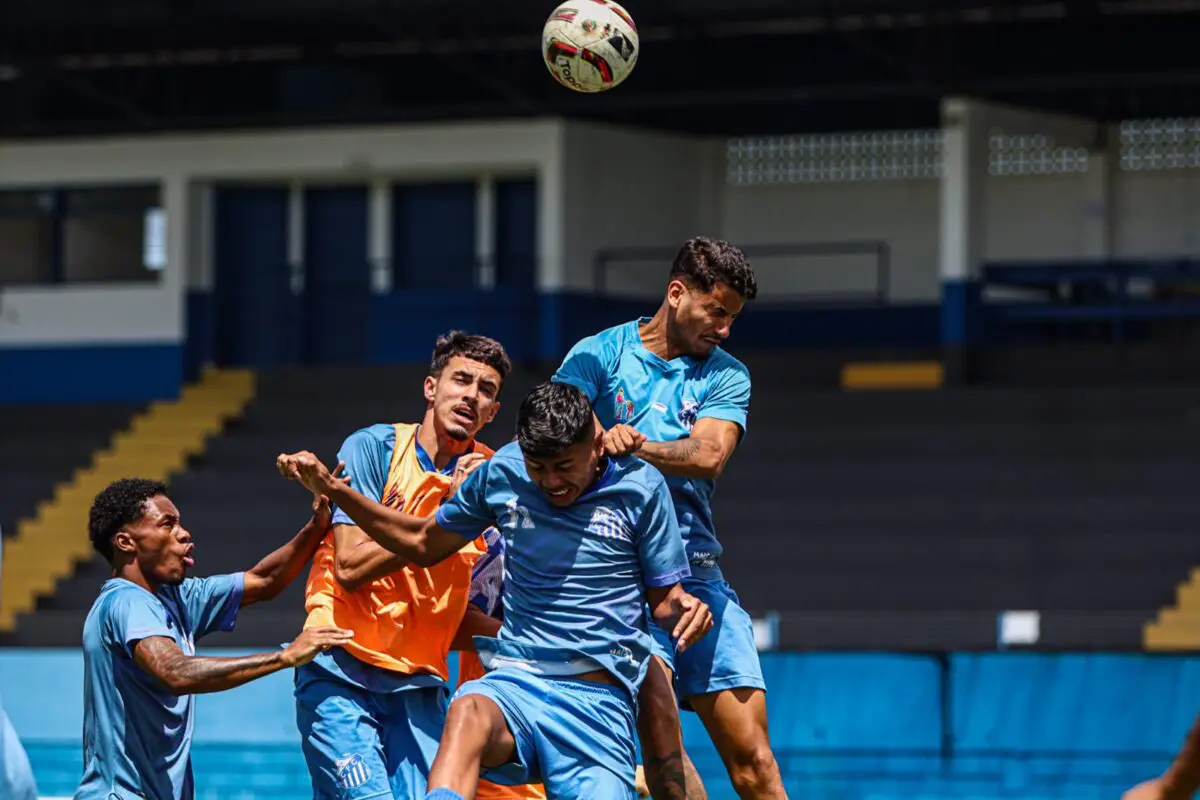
[294,665,396,800]
[637,649,707,800]
[671,578,786,800]
[535,677,639,800]
[425,685,521,799]
[688,688,785,799]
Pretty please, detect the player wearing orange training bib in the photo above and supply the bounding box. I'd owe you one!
[294,332,510,800]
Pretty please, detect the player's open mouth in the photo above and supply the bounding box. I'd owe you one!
[545,486,573,499]
[182,546,195,569]
[451,406,476,425]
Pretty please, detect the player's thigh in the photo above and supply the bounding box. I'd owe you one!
[455,675,535,784]
[688,686,772,765]
[672,579,766,706]
[381,686,450,800]
[537,679,638,800]
[294,669,394,799]
[547,765,636,800]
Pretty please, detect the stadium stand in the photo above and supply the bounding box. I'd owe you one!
[0,369,255,639]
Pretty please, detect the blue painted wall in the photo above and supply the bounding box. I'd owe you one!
[4,650,1193,799]
[0,343,182,404]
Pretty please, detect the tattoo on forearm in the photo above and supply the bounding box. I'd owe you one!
[646,439,703,464]
[645,748,687,800]
[135,637,284,694]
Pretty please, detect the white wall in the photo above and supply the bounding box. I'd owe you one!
[0,120,564,347]
[721,169,1200,302]
[556,121,720,295]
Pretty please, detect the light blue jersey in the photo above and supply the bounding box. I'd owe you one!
[77,574,243,800]
[0,535,38,800]
[553,317,750,570]
[434,442,691,699]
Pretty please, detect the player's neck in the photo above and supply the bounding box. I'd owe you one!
[416,419,473,471]
[638,310,682,361]
[113,562,156,594]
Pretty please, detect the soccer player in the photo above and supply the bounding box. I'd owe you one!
[294,331,510,800]
[554,236,788,798]
[76,477,352,800]
[0,529,39,800]
[278,381,714,800]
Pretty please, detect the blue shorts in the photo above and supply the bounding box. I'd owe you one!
[649,574,766,707]
[295,661,449,800]
[455,668,637,800]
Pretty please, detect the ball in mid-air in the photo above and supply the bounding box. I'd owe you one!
[541,0,639,93]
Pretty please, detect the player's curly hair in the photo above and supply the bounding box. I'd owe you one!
[670,236,758,300]
[88,478,168,563]
[429,331,512,384]
[516,382,594,458]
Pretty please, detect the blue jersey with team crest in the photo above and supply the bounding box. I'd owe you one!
[553,317,751,568]
[434,442,690,699]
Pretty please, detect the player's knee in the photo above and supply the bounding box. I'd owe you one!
[445,695,500,743]
[726,742,781,794]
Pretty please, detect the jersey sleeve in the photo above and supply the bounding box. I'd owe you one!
[434,462,497,538]
[331,425,392,527]
[103,589,175,658]
[699,361,751,435]
[552,334,611,403]
[634,476,691,588]
[179,573,245,639]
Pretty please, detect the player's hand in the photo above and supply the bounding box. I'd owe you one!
[449,452,488,497]
[603,424,646,457]
[672,592,713,654]
[634,765,651,798]
[281,626,355,668]
[310,462,346,529]
[277,451,348,496]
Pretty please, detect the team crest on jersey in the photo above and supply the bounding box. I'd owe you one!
[614,387,636,422]
[677,399,699,430]
[587,506,633,543]
[335,753,372,790]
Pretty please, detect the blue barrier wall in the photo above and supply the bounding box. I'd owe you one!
[4,650,1193,799]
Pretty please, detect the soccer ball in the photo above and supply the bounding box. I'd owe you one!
[541,0,639,93]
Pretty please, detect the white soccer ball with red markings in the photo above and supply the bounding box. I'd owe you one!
[541,0,639,93]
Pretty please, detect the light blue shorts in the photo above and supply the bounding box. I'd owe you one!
[649,574,766,708]
[455,667,637,799]
[295,659,448,800]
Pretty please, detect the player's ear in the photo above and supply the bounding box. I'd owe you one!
[666,279,687,309]
[112,528,137,558]
[423,375,437,404]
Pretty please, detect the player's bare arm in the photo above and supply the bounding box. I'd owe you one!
[645,583,713,653]
[132,626,353,695]
[450,603,502,652]
[607,418,742,481]
[240,470,342,607]
[331,452,487,591]
[278,451,470,567]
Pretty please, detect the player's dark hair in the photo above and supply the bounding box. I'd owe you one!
[88,478,168,563]
[516,382,595,458]
[429,331,512,385]
[670,236,758,301]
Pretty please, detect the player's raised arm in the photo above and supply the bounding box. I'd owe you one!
[636,474,713,651]
[278,450,489,567]
[239,470,342,606]
[1124,711,1200,799]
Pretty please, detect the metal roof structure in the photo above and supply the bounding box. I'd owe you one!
[4,0,1200,137]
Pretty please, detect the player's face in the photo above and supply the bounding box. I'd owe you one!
[113,494,195,586]
[425,356,503,442]
[523,428,605,508]
[667,280,745,357]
